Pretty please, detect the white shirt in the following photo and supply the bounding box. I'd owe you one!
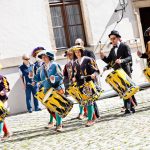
[114,42,121,55]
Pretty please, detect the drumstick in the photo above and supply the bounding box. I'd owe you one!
[80,75,91,79]
[111,57,122,68]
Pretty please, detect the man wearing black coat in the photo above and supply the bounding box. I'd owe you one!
[100,30,137,114]
[75,38,100,118]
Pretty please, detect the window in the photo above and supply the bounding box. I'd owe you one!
[49,0,86,49]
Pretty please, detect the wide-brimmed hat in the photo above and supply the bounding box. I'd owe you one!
[31,47,45,58]
[144,27,150,36]
[38,50,54,60]
[71,45,85,51]
[109,30,121,38]
[64,48,73,57]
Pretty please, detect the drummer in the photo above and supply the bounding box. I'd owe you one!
[33,50,64,132]
[63,48,88,119]
[31,47,56,124]
[72,45,100,127]
[0,74,11,140]
[75,38,100,120]
[137,27,150,67]
[63,48,74,94]
[100,30,137,114]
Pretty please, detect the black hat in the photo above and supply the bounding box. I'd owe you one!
[109,30,121,38]
[144,27,150,36]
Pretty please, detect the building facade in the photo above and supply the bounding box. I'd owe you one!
[0,0,149,114]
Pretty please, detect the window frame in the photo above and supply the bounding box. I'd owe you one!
[49,0,86,50]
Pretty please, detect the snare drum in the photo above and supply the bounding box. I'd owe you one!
[67,82,84,105]
[143,67,150,82]
[68,81,102,105]
[0,101,9,121]
[106,69,139,99]
[35,88,73,118]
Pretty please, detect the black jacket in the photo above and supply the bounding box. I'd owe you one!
[84,49,96,60]
[73,56,99,86]
[102,42,132,76]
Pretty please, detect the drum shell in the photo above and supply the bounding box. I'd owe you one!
[67,81,103,105]
[35,88,73,118]
[0,101,8,121]
[106,69,139,99]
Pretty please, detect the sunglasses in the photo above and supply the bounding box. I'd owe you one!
[23,58,30,61]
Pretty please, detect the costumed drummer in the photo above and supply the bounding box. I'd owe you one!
[0,74,11,140]
[72,45,100,127]
[137,27,150,67]
[100,30,137,115]
[31,47,56,124]
[74,38,100,119]
[63,48,88,119]
[63,48,74,94]
[33,50,64,132]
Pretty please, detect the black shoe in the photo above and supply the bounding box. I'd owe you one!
[131,107,135,114]
[35,108,42,111]
[124,109,131,115]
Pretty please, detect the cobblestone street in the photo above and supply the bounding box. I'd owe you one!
[0,89,150,150]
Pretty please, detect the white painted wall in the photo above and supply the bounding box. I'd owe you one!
[86,0,139,44]
[0,0,51,59]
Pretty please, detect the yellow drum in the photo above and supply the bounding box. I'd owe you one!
[35,88,73,118]
[143,67,150,82]
[0,101,9,121]
[106,69,139,99]
[67,82,84,105]
[67,81,103,105]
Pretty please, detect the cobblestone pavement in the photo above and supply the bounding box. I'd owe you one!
[0,89,150,150]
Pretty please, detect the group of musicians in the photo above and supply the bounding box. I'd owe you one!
[0,27,150,139]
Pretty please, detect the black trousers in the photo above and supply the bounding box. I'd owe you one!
[93,102,100,118]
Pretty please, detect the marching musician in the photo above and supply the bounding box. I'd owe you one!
[100,30,137,115]
[31,47,57,126]
[63,48,74,94]
[72,45,100,127]
[75,38,100,119]
[33,50,64,132]
[63,48,88,119]
[137,27,150,67]
[0,74,11,140]
[19,54,41,113]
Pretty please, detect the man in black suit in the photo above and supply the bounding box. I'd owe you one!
[100,30,137,114]
[75,38,100,119]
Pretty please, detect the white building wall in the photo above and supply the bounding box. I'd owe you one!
[0,0,52,114]
[86,0,139,44]
[0,0,51,59]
